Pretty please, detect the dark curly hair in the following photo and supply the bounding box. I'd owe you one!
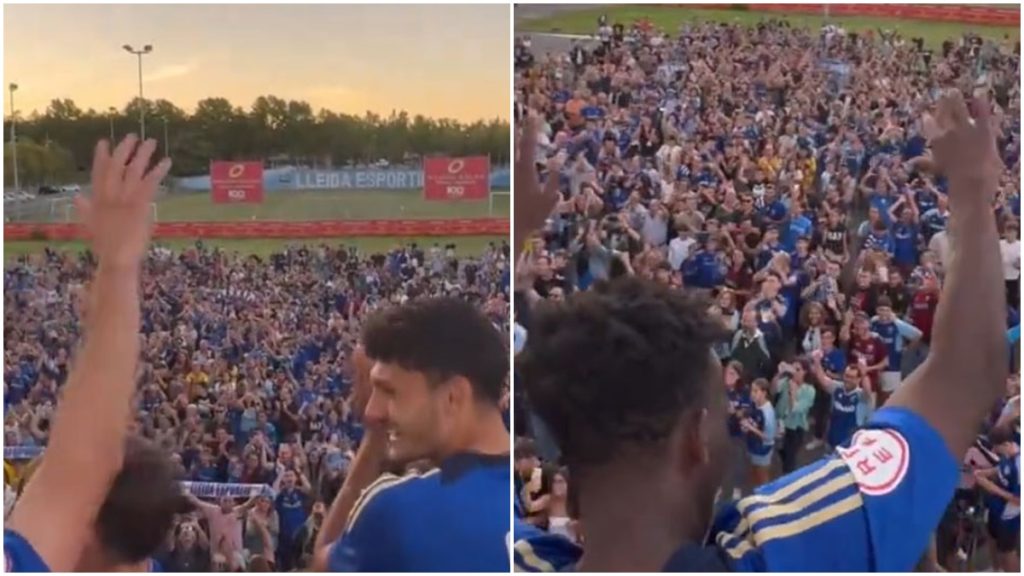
[518,276,729,467]
[95,435,194,564]
[363,297,507,404]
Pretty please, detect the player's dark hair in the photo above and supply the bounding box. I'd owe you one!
[95,435,194,564]
[876,295,893,309]
[363,297,506,404]
[518,276,729,468]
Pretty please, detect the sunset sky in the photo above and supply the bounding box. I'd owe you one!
[3,4,509,122]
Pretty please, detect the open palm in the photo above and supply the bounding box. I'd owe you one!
[921,92,1003,204]
[75,135,172,270]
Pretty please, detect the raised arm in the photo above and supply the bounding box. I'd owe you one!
[312,344,388,570]
[888,94,1009,459]
[809,351,838,393]
[514,114,561,261]
[8,136,171,572]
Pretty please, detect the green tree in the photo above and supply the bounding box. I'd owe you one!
[3,96,510,178]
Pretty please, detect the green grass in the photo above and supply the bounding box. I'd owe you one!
[4,236,505,261]
[156,189,510,221]
[520,6,1019,48]
[7,188,510,261]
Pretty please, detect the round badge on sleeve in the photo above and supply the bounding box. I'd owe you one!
[836,428,910,496]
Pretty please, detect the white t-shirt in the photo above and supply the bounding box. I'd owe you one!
[929,231,951,272]
[668,236,697,271]
[1000,239,1020,280]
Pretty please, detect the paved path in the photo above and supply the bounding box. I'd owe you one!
[515,4,604,52]
[514,3,603,25]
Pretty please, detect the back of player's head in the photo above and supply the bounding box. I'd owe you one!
[95,435,193,565]
[518,276,729,468]
[363,297,507,404]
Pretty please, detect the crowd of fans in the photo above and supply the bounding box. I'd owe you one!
[4,240,511,571]
[513,15,1020,570]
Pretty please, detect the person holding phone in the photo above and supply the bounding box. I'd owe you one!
[773,359,816,474]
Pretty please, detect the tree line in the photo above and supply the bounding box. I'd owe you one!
[3,96,510,187]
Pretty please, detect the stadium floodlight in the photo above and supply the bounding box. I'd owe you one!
[8,82,19,193]
[123,43,154,139]
[108,107,117,141]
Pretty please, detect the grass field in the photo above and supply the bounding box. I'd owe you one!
[5,189,510,260]
[519,5,1019,48]
[4,236,504,261]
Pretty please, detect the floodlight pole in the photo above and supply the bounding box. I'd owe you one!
[123,44,153,140]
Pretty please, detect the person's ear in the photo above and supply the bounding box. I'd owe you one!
[444,375,473,412]
[674,407,711,472]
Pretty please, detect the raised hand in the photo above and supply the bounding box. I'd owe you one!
[921,92,1003,205]
[74,136,172,271]
[514,114,560,257]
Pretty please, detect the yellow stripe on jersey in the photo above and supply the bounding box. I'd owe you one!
[718,459,855,556]
[514,540,556,572]
[719,492,864,560]
[344,468,440,532]
[735,459,846,514]
[731,471,857,538]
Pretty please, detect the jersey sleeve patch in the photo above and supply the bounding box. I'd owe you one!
[836,428,910,496]
[709,407,959,572]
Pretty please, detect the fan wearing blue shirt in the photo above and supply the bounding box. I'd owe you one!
[888,194,922,270]
[683,237,726,289]
[871,297,923,405]
[5,135,174,573]
[512,95,1009,572]
[754,228,784,271]
[920,194,950,241]
[313,298,511,572]
[781,204,812,253]
[514,518,581,572]
[758,187,788,229]
[868,181,898,227]
[809,356,874,449]
[274,469,313,570]
[974,426,1020,572]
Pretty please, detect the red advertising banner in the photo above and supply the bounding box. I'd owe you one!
[211,161,265,203]
[755,4,1019,25]
[423,156,490,201]
[6,219,508,241]
[680,4,1018,26]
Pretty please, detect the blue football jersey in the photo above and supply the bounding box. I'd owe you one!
[512,519,582,572]
[514,408,957,572]
[990,454,1021,525]
[327,453,510,571]
[709,406,957,571]
[4,530,50,572]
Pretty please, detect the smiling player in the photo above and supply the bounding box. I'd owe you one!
[313,298,511,571]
